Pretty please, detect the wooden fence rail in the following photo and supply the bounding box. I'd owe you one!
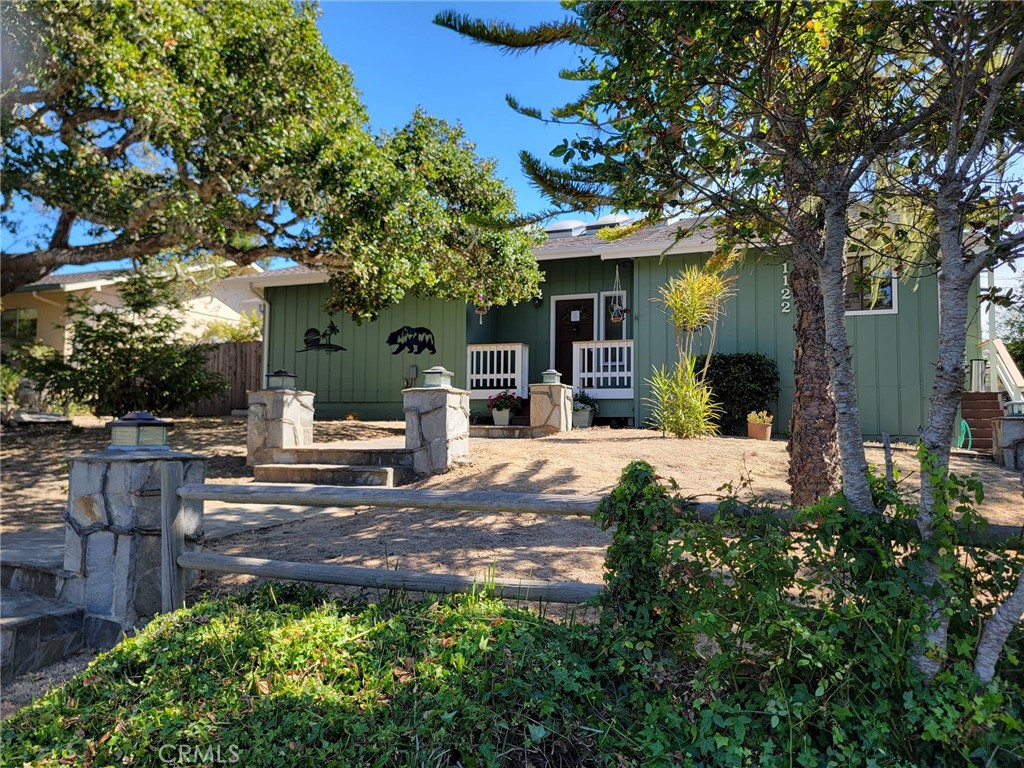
[161,468,605,612]
[161,468,1023,613]
[177,552,602,604]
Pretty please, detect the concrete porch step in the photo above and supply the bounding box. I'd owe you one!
[1,589,84,682]
[253,463,417,487]
[269,446,420,468]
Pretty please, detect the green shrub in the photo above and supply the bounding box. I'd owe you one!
[695,352,780,435]
[16,264,226,417]
[592,459,1024,766]
[644,358,721,437]
[0,363,19,398]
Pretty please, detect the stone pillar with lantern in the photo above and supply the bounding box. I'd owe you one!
[402,366,470,474]
[63,413,205,647]
[246,369,315,466]
[529,369,573,433]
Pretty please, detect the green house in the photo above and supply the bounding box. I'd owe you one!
[237,218,980,441]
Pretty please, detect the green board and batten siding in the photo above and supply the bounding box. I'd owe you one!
[636,254,945,440]
[265,254,958,439]
[480,257,637,419]
[265,284,466,419]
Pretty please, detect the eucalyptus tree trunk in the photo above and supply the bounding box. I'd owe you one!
[817,197,875,514]
[788,253,841,507]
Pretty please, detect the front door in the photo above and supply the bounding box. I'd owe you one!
[554,298,595,388]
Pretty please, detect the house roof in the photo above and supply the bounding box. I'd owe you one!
[534,216,716,261]
[17,268,128,292]
[231,217,718,290]
[231,264,328,289]
[17,262,265,293]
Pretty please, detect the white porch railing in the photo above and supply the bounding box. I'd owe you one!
[467,343,529,399]
[573,340,634,399]
[980,338,1024,401]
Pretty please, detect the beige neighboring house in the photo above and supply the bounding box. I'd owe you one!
[1,265,264,357]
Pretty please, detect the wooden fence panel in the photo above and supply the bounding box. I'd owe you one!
[183,341,262,416]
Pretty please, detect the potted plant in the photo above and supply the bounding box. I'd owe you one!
[486,390,524,426]
[747,410,773,440]
[572,389,600,428]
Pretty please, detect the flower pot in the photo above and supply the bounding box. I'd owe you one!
[747,422,772,440]
[572,409,594,429]
[492,409,511,427]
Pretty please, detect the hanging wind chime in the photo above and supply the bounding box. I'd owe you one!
[609,265,628,323]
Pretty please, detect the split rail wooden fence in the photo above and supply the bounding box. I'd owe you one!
[159,462,607,613]
[159,463,1022,615]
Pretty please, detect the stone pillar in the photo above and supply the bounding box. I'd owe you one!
[63,449,205,647]
[530,369,573,434]
[246,389,315,466]
[403,367,470,475]
[993,416,1024,470]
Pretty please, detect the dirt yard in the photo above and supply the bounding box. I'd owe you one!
[1,416,1022,716]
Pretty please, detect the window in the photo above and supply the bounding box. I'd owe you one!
[1,307,38,349]
[600,291,630,340]
[845,256,896,314]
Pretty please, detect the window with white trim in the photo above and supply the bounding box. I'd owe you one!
[845,256,896,315]
[599,290,630,340]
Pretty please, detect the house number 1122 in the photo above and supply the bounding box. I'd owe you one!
[780,261,792,313]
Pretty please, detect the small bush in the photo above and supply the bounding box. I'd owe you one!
[0,363,20,398]
[645,358,721,438]
[696,352,780,435]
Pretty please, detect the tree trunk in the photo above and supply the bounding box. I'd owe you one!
[975,568,1024,683]
[911,206,982,679]
[788,253,841,507]
[818,197,875,514]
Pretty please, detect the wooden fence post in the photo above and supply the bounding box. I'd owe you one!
[160,461,186,613]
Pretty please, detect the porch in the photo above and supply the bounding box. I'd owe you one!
[466,340,634,401]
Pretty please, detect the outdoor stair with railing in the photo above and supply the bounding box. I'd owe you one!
[960,391,1002,457]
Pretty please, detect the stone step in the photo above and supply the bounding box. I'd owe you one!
[1,589,84,682]
[1,560,65,600]
[269,446,420,468]
[253,463,417,487]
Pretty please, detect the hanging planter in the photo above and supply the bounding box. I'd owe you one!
[474,295,489,325]
[608,264,629,323]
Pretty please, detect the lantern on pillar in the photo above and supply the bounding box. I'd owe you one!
[108,412,171,450]
[266,369,297,390]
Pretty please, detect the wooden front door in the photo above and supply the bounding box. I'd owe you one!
[554,298,595,387]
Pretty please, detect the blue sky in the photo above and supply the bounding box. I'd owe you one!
[319,1,585,216]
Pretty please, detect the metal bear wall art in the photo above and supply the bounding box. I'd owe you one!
[386,326,436,355]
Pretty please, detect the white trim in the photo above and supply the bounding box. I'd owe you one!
[261,298,271,385]
[234,269,329,289]
[549,293,599,376]
[844,277,899,316]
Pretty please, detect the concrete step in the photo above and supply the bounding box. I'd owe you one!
[269,446,419,468]
[1,589,84,682]
[253,463,417,487]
